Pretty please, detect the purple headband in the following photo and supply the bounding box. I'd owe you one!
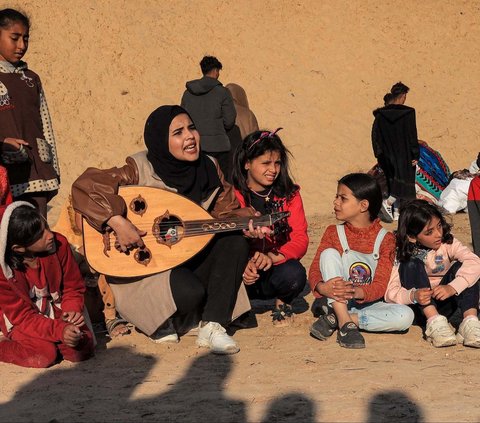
[248,127,283,151]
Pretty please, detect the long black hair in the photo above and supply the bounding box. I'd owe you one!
[396,199,453,262]
[338,173,383,222]
[231,130,297,206]
[5,205,44,271]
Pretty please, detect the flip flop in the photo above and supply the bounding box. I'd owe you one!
[105,317,131,338]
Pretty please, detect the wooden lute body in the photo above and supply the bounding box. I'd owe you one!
[82,186,290,277]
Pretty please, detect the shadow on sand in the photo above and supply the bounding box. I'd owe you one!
[0,346,425,423]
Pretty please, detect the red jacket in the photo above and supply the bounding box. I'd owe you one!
[0,166,12,206]
[234,188,308,264]
[0,233,85,342]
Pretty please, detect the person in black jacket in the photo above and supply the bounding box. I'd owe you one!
[372,82,420,221]
[181,56,236,177]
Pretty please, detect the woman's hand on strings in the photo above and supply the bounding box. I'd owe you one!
[107,215,146,253]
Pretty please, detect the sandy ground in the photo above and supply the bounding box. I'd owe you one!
[0,213,478,423]
[1,0,480,421]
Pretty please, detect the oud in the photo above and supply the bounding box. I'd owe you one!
[82,186,289,277]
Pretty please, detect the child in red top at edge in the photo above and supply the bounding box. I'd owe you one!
[0,202,94,368]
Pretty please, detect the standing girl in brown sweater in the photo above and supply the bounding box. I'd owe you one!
[0,9,59,218]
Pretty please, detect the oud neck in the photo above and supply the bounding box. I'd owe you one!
[184,215,272,236]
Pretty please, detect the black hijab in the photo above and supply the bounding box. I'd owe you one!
[144,105,221,204]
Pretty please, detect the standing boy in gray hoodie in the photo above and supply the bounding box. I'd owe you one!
[181,56,236,176]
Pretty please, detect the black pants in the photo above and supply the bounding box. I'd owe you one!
[169,233,249,326]
[399,258,479,317]
[246,259,306,305]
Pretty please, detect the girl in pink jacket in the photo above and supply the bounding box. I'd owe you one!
[386,200,480,348]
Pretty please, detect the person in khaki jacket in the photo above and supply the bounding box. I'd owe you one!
[72,105,259,355]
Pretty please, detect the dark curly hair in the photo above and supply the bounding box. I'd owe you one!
[396,199,453,262]
[232,130,297,206]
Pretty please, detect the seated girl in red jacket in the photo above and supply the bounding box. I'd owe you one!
[232,129,308,326]
[0,202,94,368]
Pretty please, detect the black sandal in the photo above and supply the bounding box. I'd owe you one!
[271,304,294,326]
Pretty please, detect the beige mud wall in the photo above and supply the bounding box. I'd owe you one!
[8,0,480,219]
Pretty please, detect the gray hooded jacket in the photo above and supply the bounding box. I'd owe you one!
[181,76,236,152]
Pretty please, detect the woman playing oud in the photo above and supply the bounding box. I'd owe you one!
[72,105,265,355]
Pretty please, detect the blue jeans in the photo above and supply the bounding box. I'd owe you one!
[320,248,414,332]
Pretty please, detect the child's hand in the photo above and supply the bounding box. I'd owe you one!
[63,324,83,347]
[243,212,272,239]
[62,311,85,326]
[242,260,259,285]
[415,288,433,305]
[322,277,355,302]
[250,251,273,271]
[2,138,29,152]
[432,285,457,301]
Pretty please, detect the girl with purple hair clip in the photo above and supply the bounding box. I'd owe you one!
[232,129,308,326]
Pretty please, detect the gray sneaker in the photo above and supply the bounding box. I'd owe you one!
[337,322,365,349]
[310,313,338,340]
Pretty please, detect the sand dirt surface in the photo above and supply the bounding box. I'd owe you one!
[1,1,479,421]
[0,214,478,422]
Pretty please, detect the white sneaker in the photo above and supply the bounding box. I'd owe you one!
[425,315,457,347]
[379,200,394,223]
[149,320,179,344]
[196,322,239,355]
[457,318,480,348]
